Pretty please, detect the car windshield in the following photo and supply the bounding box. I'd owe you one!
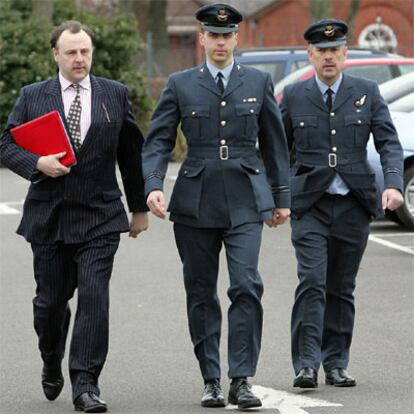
[239,62,286,84]
[389,92,414,113]
[344,64,393,84]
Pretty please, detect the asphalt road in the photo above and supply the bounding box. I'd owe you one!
[0,164,413,414]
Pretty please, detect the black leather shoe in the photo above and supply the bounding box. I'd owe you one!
[228,378,262,410]
[74,392,107,413]
[201,379,225,407]
[293,367,318,388]
[41,363,64,401]
[325,368,356,387]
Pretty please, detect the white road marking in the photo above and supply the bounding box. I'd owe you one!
[225,385,342,413]
[370,232,414,238]
[369,235,414,255]
[0,202,22,215]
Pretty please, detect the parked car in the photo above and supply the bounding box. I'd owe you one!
[235,47,395,85]
[274,57,414,102]
[378,71,414,104]
[368,111,414,229]
[389,91,414,113]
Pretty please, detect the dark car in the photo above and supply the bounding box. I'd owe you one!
[235,46,396,85]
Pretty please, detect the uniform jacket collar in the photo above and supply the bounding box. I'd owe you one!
[197,62,244,98]
[305,73,353,112]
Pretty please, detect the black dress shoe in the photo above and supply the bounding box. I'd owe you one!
[293,367,318,388]
[74,392,107,413]
[201,379,225,407]
[228,378,262,410]
[41,363,64,401]
[325,368,356,387]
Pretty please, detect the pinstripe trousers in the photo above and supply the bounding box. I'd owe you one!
[31,234,120,401]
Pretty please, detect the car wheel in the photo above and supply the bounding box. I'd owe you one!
[396,164,414,230]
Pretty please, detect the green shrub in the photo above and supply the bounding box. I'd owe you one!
[0,0,153,130]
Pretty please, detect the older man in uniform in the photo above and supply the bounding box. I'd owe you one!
[143,3,290,410]
[280,19,403,389]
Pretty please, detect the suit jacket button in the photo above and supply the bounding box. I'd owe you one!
[300,121,305,127]
[220,139,226,145]
[358,119,362,124]
[330,112,335,117]
[250,109,254,113]
[221,120,226,126]
[331,129,336,135]
[191,111,196,116]
[332,146,337,152]
[221,101,226,107]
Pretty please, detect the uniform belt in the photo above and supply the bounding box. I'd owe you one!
[187,145,257,160]
[295,149,367,167]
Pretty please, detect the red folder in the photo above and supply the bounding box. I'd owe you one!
[10,111,76,167]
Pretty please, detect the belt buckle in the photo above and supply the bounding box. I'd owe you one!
[219,145,229,160]
[328,153,337,167]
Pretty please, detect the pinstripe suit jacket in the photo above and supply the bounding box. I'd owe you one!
[0,75,147,243]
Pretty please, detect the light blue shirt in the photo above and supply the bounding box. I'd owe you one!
[315,74,350,195]
[206,60,234,89]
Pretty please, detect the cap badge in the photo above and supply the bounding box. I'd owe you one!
[217,9,228,22]
[324,25,335,37]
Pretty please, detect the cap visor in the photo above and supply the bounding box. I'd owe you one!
[201,24,238,34]
[311,39,346,48]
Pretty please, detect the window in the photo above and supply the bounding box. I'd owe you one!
[358,22,398,53]
[344,65,393,84]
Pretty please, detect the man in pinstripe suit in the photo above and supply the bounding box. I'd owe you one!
[0,21,148,413]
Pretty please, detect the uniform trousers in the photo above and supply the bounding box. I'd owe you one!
[31,234,120,400]
[174,222,264,381]
[290,193,370,374]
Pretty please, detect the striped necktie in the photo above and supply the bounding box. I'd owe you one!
[67,84,82,149]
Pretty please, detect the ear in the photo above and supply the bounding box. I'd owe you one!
[198,32,205,47]
[307,47,313,62]
[52,48,59,63]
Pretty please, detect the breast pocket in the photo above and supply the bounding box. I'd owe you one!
[168,160,206,218]
[292,116,318,149]
[344,114,371,147]
[182,105,210,140]
[235,103,260,137]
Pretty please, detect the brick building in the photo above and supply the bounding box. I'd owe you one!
[167,0,414,72]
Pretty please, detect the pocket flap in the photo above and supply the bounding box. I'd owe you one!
[178,162,206,178]
[240,158,264,174]
[182,104,210,118]
[235,103,260,116]
[102,188,123,201]
[292,115,318,128]
[344,114,371,126]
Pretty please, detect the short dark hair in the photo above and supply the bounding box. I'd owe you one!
[50,20,94,48]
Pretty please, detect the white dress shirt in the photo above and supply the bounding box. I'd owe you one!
[59,73,92,144]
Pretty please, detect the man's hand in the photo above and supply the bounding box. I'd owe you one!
[36,152,70,177]
[146,190,166,219]
[129,212,149,238]
[382,188,404,211]
[265,208,291,228]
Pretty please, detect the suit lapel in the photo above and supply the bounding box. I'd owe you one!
[332,74,353,111]
[197,64,221,97]
[222,63,243,98]
[44,76,65,119]
[77,75,104,153]
[305,77,327,112]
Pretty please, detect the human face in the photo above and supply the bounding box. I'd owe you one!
[199,31,238,68]
[53,29,93,83]
[308,45,347,85]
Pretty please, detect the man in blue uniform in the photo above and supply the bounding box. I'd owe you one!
[280,19,404,389]
[143,3,290,410]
